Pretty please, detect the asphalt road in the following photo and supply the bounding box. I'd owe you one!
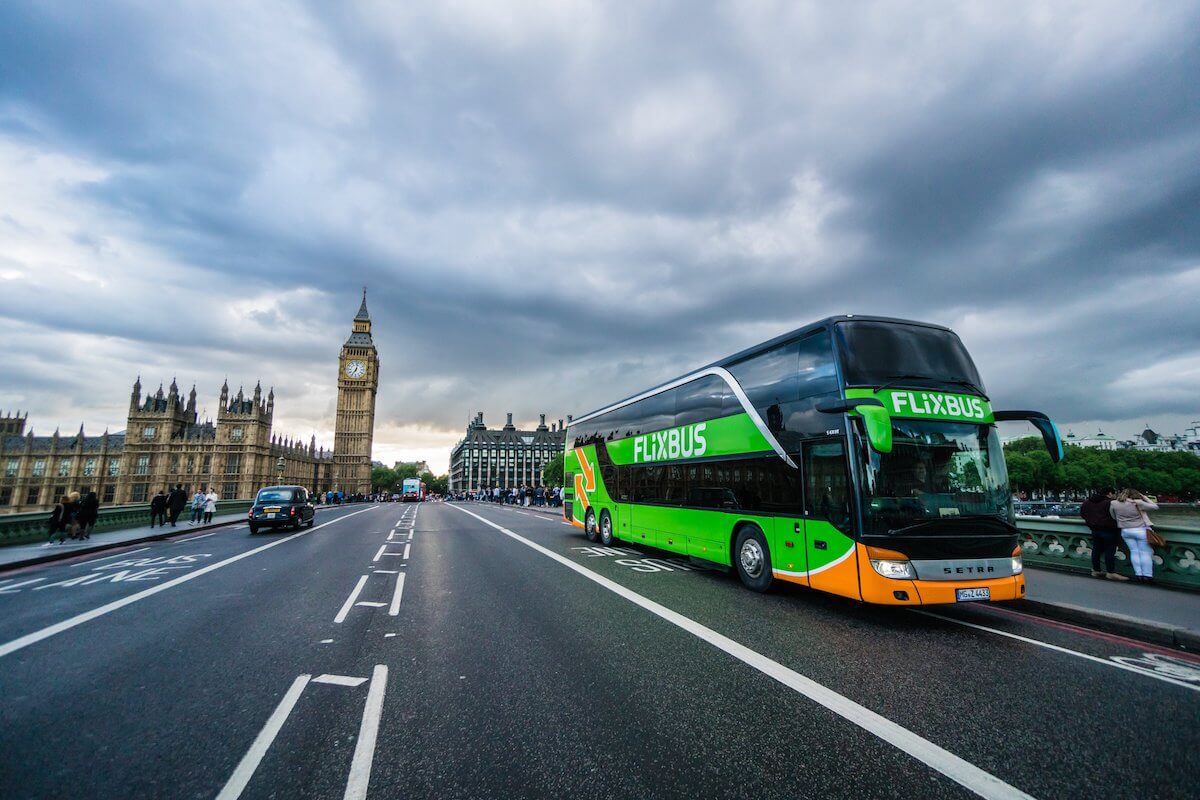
[0,501,1196,799]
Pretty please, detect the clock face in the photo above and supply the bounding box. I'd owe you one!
[345,360,366,379]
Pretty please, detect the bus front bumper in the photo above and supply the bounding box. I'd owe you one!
[855,546,1026,605]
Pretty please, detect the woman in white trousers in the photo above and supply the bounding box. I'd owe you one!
[1109,489,1159,583]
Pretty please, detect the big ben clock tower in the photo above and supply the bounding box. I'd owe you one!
[334,288,379,494]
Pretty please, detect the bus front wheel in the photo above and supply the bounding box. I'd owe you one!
[599,510,615,546]
[584,509,598,542]
[734,526,773,592]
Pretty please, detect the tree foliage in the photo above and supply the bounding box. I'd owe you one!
[1003,438,1200,498]
[542,452,565,488]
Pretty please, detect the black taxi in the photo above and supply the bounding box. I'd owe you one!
[248,485,315,533]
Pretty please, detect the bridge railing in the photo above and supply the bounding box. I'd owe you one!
[0,500,253,547]
[1018,516,1200,591]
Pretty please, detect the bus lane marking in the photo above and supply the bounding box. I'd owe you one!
[217,665,388,800]
[70,546,151,567]
[335,576,370,624]
[388,573,405,616]
[448,503,1036,800]
[913,610,1200,693]
[0,506,377,659]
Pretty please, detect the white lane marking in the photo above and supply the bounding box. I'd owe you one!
[320,639,334,644]
[335,576,370,624]
[184,531,221,541]
[448,504,1034,800]
[0,577,46,594]
[372,545,386,562]
[0,506,377,659]
[216,674,311,800]
[388,573,406,616]
[70,547,151,568]
[355,601,386,608]
[387,532,403,541]
[402,542,411,559]
[373,569,399,574]
[913,611,1200,694]
[313,674,368,687]
[384,633,397,638]
[343,664,388,800]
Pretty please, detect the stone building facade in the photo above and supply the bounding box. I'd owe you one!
[448,412,567,493]
[0,296,379,513]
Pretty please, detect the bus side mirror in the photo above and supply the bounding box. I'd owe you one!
[817,398,892,454]
[994,410,1064,463]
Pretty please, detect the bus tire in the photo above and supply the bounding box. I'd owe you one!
[599,510,615,546]
[584,509,598,542]
[734,525,773,593]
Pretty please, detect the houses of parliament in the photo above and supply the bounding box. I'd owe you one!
[0,294,379,513]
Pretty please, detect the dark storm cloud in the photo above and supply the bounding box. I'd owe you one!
[2,1,1200,469]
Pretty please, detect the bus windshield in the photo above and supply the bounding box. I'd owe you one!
[839,320,984,390]
[857,419,1010,535]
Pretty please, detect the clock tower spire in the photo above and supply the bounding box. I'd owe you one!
[333,287,379,495]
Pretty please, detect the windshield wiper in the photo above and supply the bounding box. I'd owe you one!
[874,373,937,393]
[885,514,1018,536]
[945,377,989,400]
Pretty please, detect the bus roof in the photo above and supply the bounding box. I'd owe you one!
[570,315,955,426]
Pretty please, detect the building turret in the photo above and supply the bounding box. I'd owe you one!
[504,413,515,431]
[130,376,142,411]
[220,378,229,407]
[537,413,548,431]
[187,384,197,414]
[266,387,275,414]
[253,381,262,405]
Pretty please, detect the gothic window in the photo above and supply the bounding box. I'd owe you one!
[83,458,97,477]
[0,487,11,506]
[142,425,156,439]
[225,455,241,475]
[32,460,46,477]
[108,458,120,476]
[57,459,71,477]
[131,483,148,503]
[4,459,16,478]
[231,427,244,441]
[26,487,40,505]
[102,485,116,503]
[135,456,150,475]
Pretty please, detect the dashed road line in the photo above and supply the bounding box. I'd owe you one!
[0,506,377,659]
[216,674,311,800]
[335,576,370,624]
[388,573,406,616]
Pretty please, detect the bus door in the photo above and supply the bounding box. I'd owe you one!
[802,439,861,600]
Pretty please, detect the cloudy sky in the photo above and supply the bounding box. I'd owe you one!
[1,1,1199,473]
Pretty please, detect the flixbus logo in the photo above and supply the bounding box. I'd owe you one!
[887,391,988,421]
[632,422,707,463]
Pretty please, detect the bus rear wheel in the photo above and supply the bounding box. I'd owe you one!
[584,509,598,542]
[599,510,615,546]
[734,526,773,592]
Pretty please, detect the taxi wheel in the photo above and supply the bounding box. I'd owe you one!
[249,524,259,535]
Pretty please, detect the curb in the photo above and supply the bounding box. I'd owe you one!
[1014,598,1200,652]
[0,506,346,573]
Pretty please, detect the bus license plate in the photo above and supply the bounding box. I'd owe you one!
[956,588,990,602]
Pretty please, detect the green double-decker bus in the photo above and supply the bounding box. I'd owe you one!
[562,316,1063,605]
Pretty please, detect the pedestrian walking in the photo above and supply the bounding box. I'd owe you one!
[1109,489,1160,583]
[166,483,188,527]
[65,491,82,539]
[150,490,168,528]
[47,494,69,543]
[1079,489,1126,581]
[203,488,218,524]
[190,488,206,524]
[78,490,99,539]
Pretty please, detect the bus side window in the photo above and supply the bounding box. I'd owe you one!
[803,439,852,533]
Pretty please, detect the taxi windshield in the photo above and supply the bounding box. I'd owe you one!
[858,419,1010,535]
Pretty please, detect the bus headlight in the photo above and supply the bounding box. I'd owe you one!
[867,546,915,580]
[1011,546,1023,575]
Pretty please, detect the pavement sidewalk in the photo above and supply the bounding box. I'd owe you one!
[1019,566,1200,649]
[0,505,350,571]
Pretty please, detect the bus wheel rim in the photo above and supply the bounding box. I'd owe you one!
[601,516,611,539]
[740,539,763,578]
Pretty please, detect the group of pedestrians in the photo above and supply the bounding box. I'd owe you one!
[46,490,100,543]
[1079,487,1161,584]
[468,485,562,506]
[151,484,218,528]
